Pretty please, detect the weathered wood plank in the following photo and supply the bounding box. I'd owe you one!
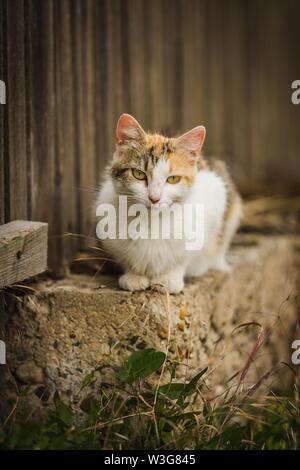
[181,0,203,131]
[0,113,4,225]
[0,220,48,288]
[146,0,164,131]
[0,0,6,224]
[53,0,77,266]
[127,0,147,124]
[285,0,300,189]
[93,0,109,176]
[162,0,183,135]
[72,0,96,245]
[25,0,58,270]
[222,0,251,187]
[205,0,225,159]
[6,0,28,220]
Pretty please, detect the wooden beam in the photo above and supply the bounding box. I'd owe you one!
[0,220,48,288]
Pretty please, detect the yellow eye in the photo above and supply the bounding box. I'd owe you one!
[132,168,147,181]
[167,175,181,184]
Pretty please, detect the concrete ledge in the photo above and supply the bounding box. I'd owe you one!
[4,234,300,404]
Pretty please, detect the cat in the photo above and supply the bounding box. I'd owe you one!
[96,113,242,294]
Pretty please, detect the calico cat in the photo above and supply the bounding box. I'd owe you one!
[96,114,242,293]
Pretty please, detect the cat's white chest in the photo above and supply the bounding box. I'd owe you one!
[97,169,228,277]
[103,209,187,277]
[123,237,186,277]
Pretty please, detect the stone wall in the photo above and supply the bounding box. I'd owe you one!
[3,233,300,408]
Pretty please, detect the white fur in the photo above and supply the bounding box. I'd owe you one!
[96,166,241,293]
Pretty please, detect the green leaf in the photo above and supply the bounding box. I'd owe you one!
[168,360,180,382]
[205,425,245,449]
[117,348,166,383]
[177,367,208,406]
[81,371,95,389]
[158,383,186,399]
[158,368,208,402]
[53,391,73,427]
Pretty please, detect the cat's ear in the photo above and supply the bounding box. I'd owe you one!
[175,126,206,164]
[116,114,146,146]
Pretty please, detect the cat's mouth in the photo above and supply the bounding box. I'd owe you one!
[147,201,170,212]
[149,202,161,210]
[123,193,171,211]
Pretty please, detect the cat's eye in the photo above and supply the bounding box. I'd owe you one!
[132,168,147,181]
[167,175,181,184]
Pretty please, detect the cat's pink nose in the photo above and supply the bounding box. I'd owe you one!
[149,195,160,204]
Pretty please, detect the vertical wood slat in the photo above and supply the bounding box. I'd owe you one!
[6,0,28,221]
[285,0,300,185]
[181,0,203,132]
[26,0,58,269]
[53,0,77,265]
[163,0,184,135]
[205,0,226,160]
[127,0,148,127]
[105,0,123,158]
[93,0,108,178]
[143,0,161,131]
[222,0,251,188]
[72,0,96,243]
[249,0,279,189]
[0,0,6,224]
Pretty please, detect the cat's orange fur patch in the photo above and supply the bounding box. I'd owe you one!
[144,133,196,184]
[168,152,196,184]
[145,133,169,155]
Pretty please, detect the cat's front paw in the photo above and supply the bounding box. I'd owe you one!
[151,274,184,294]
[119,273,150,292]
[212,258,232,273]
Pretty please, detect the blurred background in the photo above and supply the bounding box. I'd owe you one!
[0,0,300,272]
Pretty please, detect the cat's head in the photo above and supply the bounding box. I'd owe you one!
[111,114,206,208]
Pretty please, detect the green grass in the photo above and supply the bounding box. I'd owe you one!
[1,346,300,450]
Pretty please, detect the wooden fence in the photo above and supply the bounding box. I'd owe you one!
[0,0,300,271]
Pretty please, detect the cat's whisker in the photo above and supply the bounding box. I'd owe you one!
[74,184,101,194]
